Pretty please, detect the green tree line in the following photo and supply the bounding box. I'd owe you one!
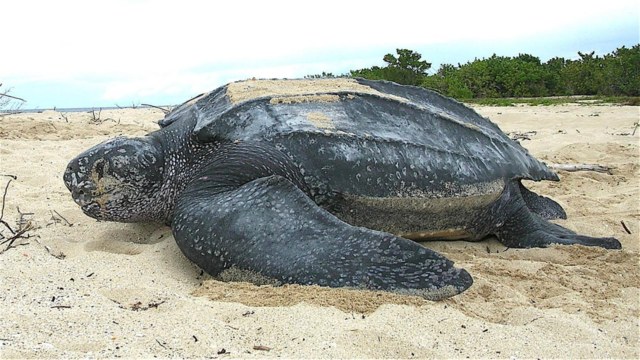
[316,45,639,100]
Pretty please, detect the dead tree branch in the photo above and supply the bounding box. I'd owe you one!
[508,131,537,141]
[0,222,35,253]
[87,108,116,124]
[548,164,615,174]
[621,221,631,234]
[50,210,73,227]
[0,176,16,227]
[142,103,171,114]
[0,175,15,230]
[0,176,36,253]
[0,84,26,115]
[0,92,26,102]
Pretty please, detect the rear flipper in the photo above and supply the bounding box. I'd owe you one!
[173,175,472,300]
[519,181,567,220]
[496,188,621,249]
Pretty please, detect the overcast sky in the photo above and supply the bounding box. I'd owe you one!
[2,0,638,109]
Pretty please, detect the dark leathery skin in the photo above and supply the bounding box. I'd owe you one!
[64,78,621,301]
[189,85,558,200]
[174,173,473,300]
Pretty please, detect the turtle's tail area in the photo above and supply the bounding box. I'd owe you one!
[173,175,472,301]
[519,181,567,220]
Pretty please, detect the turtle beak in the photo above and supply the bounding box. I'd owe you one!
[64,158,97,207]
[64,166,104,220]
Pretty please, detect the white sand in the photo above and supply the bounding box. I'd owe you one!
[0,104,638,358]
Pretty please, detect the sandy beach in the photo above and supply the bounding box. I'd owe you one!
[0,103,638,358]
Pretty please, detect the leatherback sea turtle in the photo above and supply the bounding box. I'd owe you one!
[64,78,621,300]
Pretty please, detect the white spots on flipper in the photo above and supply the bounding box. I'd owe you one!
[172,172,468,300]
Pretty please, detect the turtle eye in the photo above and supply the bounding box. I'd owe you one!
[94,160,106,179]
[139,153,157,167]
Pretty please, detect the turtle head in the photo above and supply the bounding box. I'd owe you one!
[64,135,165,222]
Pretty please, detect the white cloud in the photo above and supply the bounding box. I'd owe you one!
[2,0,637,107]
[99,58,373,102]
[4,0,635,75]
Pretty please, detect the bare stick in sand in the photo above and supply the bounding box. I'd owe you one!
[0,176,16,234]
[0,222,35,254]
[142,103,172,114]
[32,235,66,259]
[50,209,73,227]
[620,221,631,234]
[16,206,34,229]
[0,178,64,257]
[548,164,614,174]
[508,130,537,141]
[88,108,116,124]
[253,345,271,351]
[0,175,36,253]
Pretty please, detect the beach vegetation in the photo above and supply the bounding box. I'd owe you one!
[464,96,640,106]
[423,45,639,99]
[321,44,640,104]
[350,49,431,86]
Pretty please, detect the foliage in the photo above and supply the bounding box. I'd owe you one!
[464,96,640,106]
[304,72,339,79]
[424,44,639,99]
[314,45,639,101]
[350,49,431,86]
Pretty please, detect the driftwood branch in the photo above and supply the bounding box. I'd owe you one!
[0,92,26,102]
[0,175,37,253]
[142,103,171,114]
[50,210,73,226]
[621,221,631,235]
[0,83,26,102]
[0,177,14,227]
[87,108,116,124]
[508,131,537,141]
[0,222,35,253]
[548,164,614,174]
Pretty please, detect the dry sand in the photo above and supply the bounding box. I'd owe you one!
[0,104,638,358]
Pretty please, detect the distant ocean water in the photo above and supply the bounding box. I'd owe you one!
[0,105,170,114]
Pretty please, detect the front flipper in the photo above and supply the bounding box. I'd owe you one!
[173,175,472,300]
